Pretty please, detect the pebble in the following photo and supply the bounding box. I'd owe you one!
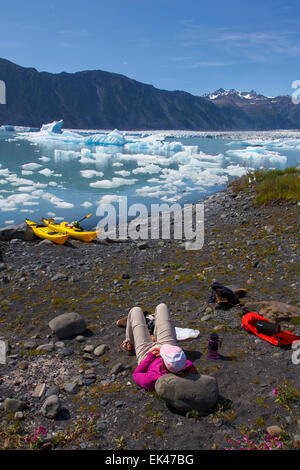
[75,336,85,343]
[32,383,46,398]
[94,344,109,357]
[294,435,300,446]
[51,273,67,281]
[97,419,109,431]
[36,344,54,352]
[121,273,130,279]
[46,386,60,397]
[63,382,80,395]
[18,361,28,370]
[266,425,282,436]
[111,363,124,375]
[57,348,74,356]
[115,401,126,407]
[83,377,96,386]
[213,325,225,332]
[14,411,24,421]
[82,353,94,361]
[201,314,212,322]
[83,344,95,353]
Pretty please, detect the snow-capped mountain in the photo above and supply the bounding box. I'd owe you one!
[202,88,273,102]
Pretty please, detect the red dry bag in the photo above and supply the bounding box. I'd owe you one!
[242,312,300,346]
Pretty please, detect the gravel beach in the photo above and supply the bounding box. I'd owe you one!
[0,179,299,451]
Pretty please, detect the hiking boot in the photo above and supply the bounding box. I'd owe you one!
[233,288,247,299]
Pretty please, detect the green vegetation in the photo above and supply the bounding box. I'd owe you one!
[230,167,300,203]
[273,382,300,411]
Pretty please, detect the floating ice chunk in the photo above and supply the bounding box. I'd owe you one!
[21,170,33,176]
[5,220,15,224]
[47,211,56,217]
[39,168,54,177]
[112,162,123,167]
[0,169,10,177]
[132,164,161,175]
[79,157,94,165]
[226,138,300,151]
[117,153,170,167]
[16,184,48,192]
[40,120,64,134]
[80,148,95,160]
[124,136,183,156]
[21,162,43,171]
[81,201,93,208]
[226,147,287,166]
[39,156,51,163]
[54,201,74,209]
[0,125,15,132]
[54,149,81,160]
[90,177,137,189]
[80,170,105,179]
[114,170,131,177]
[6,176,35,186]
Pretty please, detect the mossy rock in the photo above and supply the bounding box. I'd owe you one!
[155,373,219,413]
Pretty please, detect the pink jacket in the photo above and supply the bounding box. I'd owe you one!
[132,351,197,391]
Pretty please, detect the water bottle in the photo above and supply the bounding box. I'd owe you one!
[208,333,222,359]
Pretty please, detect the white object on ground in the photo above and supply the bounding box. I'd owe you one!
[175,327,200,341]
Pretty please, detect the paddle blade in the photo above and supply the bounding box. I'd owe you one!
[78,212,93,223]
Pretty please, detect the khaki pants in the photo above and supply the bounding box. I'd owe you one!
[125,303,178,364]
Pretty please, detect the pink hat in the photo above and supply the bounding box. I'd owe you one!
[160,344,186,373]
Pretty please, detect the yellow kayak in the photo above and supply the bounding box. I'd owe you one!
[42,218,98,242]
[26,220,69,245]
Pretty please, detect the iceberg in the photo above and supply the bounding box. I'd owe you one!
[39,168,54,177]
[54,149,81,160]
[114,170,131,177]
[17,120,83,145]
[132,164,161,175]
[90,177,138,189]
[0,125,15,132]
[80,170,104,179]
[124,135,183,156]
[226,146,287,166]
[41,120,64,134]
[22,162,43,171]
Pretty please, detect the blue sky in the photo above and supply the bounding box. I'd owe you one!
[1,0,300,97]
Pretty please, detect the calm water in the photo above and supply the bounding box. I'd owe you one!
[0,129,298,229]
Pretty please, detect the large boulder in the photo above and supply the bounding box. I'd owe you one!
[3,398,28,412]
[155,374,219,413]
[49,312,87,339]
[40,395,61,419]
[0,223,35,242]
[243,301,300,323]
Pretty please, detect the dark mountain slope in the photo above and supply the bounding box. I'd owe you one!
[0,58,299,130]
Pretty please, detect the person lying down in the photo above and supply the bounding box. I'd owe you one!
[117,303,197,391]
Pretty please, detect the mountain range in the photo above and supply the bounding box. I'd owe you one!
[0,57,300,131]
